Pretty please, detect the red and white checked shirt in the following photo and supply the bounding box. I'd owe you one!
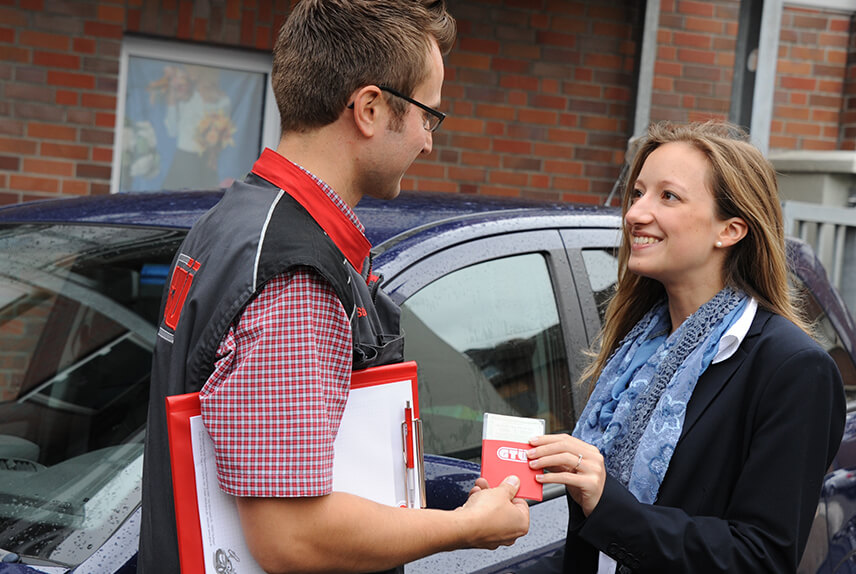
[200,167,365,498]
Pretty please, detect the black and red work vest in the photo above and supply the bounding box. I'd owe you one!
[138,149,404,574]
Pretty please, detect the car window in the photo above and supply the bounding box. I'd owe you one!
[580,248,619,324]
[400,253,571,461]
[0,224,181,565]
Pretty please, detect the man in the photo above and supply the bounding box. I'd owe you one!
[138,1,530,573]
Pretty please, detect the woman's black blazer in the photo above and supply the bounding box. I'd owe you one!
[528,309,846,574]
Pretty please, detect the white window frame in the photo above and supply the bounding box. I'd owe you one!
[111,35,280,194]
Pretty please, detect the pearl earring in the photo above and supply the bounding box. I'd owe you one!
[716,241,723,248]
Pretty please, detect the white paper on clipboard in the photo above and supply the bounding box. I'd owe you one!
[332,377,421,508]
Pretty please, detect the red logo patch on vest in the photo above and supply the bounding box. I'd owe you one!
[163,254,201,331]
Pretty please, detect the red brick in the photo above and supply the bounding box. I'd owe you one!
[92,147,113,163]
[536,30,576,48]
[452,100,473,116]
[192,18,207,41]
[10,174,59,193]
[406,162,445,178]
[462,151,500,168]
[444,116,484,134]
[562,82,600,98]
[534,142,575,158]
[448,166,485,182]
[451,135,492,151]
[503,156,541,171]
[98,4,124,22]
[226,0,240,19]
[529,94,566,109]
[0,136,34,153]
[81,93,117,109]
[22,158,74,177]
[776,105,811,121]
[494,139,532,154]
[786,121,821,136]
[828,50,847,65]
[41,142,89,160]
[500,74,539,91]
[491,58,529,74]
[685,16,723,34]
[460,37,500,55]
[781,76,816,91]
[673,31,712,49]
[95,112,115,128]
[83,21,122,39]
[73,38,96,54]
[677,0,714,17]
[28,122,77,141]
[789,46,824,61]
[777,60,812,75]
[518,109,558,125]
[34,51,81,70]
[655,61,682,77]
[548,128,586,144]
[551,16,586,34]
[62,180,89,196]
[47,70,95,89]
[0,45,30,63]
[127,8,141,31]
[508,90,527,106]
[677,48,715,65]
[449,52,491,70]
[19,30,69,51]
[553,176,588,192]
[544,159,583,175]
[0,155,19,171]
[55,90,77,106]
[0,27,14,43]
[5,83,52,103]
[475,104,516,121]
[489,170,527,186]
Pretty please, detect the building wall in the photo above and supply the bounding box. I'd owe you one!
[0,0,854,206]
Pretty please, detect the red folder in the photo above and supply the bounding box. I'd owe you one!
[165,360,419,574]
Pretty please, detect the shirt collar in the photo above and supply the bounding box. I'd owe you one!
[250,148,371,271]
[712,297,758,364]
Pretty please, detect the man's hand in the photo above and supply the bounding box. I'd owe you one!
[458,475,530,549]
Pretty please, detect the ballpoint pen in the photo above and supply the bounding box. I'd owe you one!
[404,401,416,507]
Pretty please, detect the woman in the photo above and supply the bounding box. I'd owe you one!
[523,121,846,573]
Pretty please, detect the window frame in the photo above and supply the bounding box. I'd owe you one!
[110,35,280,194]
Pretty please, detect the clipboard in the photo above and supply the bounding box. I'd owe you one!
[165,360,424,574]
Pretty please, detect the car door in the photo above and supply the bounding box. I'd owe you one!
[375,225,609,573]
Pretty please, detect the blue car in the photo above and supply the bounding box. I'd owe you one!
[0,190,853,573]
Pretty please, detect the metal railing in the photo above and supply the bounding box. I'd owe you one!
[782,200,854,293]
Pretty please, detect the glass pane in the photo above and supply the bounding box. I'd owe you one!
[0,224,182,565]
[581,248,619,324]
[120,55,265,192]
[401,254,571,461]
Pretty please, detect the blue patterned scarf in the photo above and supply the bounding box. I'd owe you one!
[573,287,748,504]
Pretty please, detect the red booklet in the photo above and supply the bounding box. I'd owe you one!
[480,413,545,501]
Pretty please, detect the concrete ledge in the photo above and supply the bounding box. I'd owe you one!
[768,150,856,174]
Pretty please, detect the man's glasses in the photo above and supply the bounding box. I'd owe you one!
[347,86,446,132]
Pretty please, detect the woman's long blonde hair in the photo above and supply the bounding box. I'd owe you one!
[579,121,807,393]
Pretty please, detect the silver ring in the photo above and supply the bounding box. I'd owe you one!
[574,453,583,471]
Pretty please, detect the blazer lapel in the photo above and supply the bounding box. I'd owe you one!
[680,309,771,438]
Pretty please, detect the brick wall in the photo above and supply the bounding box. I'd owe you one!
[0,0,854,206]
[651,0,738,123]
[407,0,642,202]
[843,12,856,151]
[773,5,854,150]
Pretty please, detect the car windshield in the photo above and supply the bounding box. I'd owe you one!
[0,223,181,565]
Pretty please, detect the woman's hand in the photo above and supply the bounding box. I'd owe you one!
[527,434,606,517]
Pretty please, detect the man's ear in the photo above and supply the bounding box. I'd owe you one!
[349,86,383,137]
[717,216,748,248]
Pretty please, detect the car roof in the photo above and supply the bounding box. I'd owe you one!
[0,189,621,247]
